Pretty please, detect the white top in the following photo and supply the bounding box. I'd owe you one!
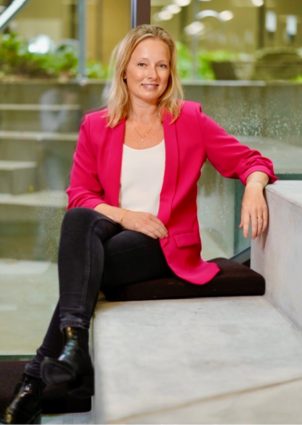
[119,140,165,215]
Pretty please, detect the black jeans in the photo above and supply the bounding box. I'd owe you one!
[25,207,173,378]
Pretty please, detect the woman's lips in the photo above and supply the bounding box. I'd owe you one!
[141,83,159,90]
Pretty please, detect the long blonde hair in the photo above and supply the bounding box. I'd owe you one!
[105,24,183,127]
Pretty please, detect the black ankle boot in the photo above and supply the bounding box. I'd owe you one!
[0,374,45,424]
[41,326,94,398]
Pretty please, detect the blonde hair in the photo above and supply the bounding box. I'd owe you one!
[105,24,183,127]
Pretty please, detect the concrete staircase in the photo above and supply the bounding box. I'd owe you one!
[0,85,80,260]
[92,181,302,424]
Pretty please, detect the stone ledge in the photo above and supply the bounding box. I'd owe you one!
[251,180,302,330]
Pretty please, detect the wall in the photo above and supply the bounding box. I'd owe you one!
[13,0,68,42]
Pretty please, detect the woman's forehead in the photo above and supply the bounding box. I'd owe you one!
[130,38,170,59]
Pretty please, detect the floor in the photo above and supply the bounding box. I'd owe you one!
[42,412,92,424]
[0,259,92,424]
[0,259,58,356]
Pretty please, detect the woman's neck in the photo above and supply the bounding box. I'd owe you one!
[128,102,160,123]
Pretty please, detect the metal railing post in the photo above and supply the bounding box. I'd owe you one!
[131,0,151,28]
[77,0,86,79]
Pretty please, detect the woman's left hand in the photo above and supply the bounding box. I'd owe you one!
[239,177,269,239]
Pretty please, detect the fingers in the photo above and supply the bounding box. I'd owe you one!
[145,215,168,239]
[240,184,269,239]
[123,211,168,239]
[240,206,268,239]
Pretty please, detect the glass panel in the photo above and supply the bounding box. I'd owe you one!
[0,0,130,356]
[151,0,302,81]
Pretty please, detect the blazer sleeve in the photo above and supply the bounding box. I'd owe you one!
[66,115,106,209]
[196,106,277,185]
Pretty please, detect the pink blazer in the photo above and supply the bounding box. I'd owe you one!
[66,101,277,285]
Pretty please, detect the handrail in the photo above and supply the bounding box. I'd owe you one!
[0,0,30,31]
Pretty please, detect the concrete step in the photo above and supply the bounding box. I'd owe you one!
[0,160,38,194]
[0,190,66,260]
[0,130,77,161]
[0,104,81,132]
[93,297,302,424]
[0,81,82,104]
[0,130,77,190]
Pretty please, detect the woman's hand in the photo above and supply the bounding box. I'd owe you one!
[239,172,270,239]
[94,203,168,239]
[120,210,168,239]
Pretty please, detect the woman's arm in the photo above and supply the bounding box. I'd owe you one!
[240,171,269,239]
[197,109,277,239]
[199,111,277,185]
[66,116,107,209]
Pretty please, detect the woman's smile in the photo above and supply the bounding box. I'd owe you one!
[141,83,160,90]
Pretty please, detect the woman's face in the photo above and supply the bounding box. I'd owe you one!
[124,38,171,107]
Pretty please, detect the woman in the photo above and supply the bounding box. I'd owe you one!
[1,24,276,424]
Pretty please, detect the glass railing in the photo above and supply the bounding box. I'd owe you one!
[151,0,302,82]
[0,0,131,356]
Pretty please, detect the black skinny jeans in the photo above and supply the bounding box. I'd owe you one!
[25,207,173,378]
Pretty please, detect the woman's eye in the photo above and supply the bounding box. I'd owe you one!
[138,62,146,67]
[159,63,168,69]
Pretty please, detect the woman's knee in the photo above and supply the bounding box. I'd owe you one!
[61,207,100,232]
[61,207,119,241]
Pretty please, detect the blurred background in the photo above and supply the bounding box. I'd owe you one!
[0,0,301,357]
[1,0,302,81]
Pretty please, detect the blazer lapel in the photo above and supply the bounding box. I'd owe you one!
[158,112,179,224]
[106,118,125,206]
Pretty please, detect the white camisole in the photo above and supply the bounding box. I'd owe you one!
[119,140,165,215]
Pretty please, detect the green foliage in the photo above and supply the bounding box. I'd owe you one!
[0,32,238,81]
[176,41,194,79]
[0,32,106,79]
[86,61,108,79]
[293,75,302,82]
[196,51,215,80]
[198,50,236,63]
[176,42,236,80]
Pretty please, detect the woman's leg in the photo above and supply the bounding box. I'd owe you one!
[57,207,121,330]
[40,208,123,393]
[25,207,121,379]
[102,229,174,290]
[24,302,62,378]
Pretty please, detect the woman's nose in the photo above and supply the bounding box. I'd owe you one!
[147,65,158,79]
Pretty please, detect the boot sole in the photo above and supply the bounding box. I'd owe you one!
[41,358,94,398]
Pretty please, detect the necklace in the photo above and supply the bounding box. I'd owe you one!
[133,123,154,143]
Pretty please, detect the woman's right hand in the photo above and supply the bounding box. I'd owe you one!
[120,210,168,239]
